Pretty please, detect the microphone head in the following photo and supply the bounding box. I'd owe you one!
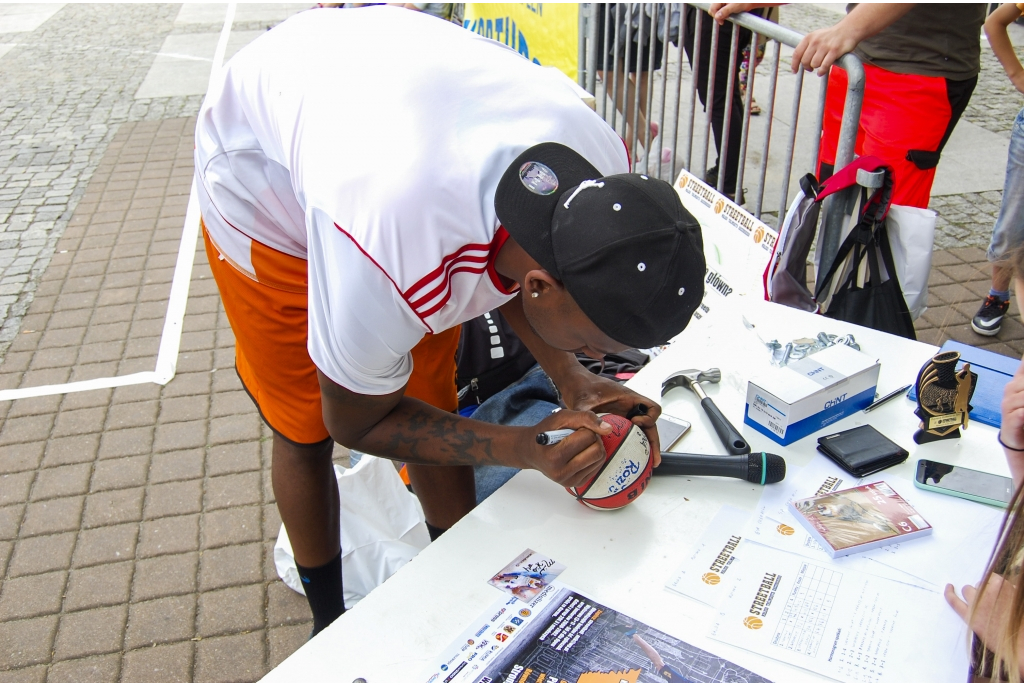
[747,452,786,484]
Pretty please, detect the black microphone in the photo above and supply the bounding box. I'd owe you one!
[654,451,786,485]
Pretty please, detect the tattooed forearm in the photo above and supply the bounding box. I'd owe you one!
[356,400,513,468]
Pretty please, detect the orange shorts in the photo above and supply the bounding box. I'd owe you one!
[203,221,460,445]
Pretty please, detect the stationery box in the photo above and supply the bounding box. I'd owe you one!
[744,343,879,446]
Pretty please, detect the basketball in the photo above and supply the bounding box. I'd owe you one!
[565,414,653,510]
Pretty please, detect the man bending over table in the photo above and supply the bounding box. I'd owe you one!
[194,5,706,635]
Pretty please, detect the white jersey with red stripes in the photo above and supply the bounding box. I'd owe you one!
[194,6,628,396]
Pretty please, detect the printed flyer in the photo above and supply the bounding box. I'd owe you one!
[665,506,750,607]
[424,581,768,683]
[708,544,969,682]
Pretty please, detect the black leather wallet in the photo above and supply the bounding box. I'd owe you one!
[816,424,909,477]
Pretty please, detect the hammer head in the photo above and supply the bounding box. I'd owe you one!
[662,368,722,396]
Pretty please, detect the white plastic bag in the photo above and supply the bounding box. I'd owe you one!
[274,455,431,609]
[886,204,936,321]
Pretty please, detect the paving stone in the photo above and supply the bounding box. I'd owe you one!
[30,463,92,501]
[0,413,53,445]
[90,455,149,492]
[267,581,310,628]
[0,615,58,670]
[194,631,266,683]
[137,514,200,558]
[53,605,127,661]
[1,664,49,681]
[0,504,25,541]
[125,595,196,649]
[6,395,62,420]
[209,413,262,445]
[149,449,204,484]
[19,496,84,537]
[63,561,134,612]
[98,426,153,459]
[145,480,203,519]
[43,434,100,467]
[205,472,262,511]
[0,441,45,473]
[197,584,264,637]
[0,571,66,620]
[46,652,122,683]
[82,486,145,528]
[0,470,34,506]
[198,543,263,591]
[133,552,198,602]
[158,396,209,425]
[122,641,194,683]
[203,506,262,549]
[72,523,138,569]
[206,441,261,476]
[269,622,312,670]
[209,390,253,418]
[263,503,283,540]
[7,532,76,577]
[0,540,12,578]
[154,419,208,453]
[161,371,212,398]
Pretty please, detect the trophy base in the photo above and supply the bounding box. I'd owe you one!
[913,428,961,445]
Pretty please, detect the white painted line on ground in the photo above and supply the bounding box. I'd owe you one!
[0,3,237,403]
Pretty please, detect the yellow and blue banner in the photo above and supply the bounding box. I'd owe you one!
[463,4,579,80]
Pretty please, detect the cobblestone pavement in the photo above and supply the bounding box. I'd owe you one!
[0,4,203,365]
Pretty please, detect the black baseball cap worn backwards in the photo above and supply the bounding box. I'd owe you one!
[494,142,706,349]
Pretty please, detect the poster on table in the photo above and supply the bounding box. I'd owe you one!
[424,581,767,683]
[463,4,578,80]
[673,171,779,327]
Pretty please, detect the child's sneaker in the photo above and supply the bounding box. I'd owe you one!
[971,295,1010,336]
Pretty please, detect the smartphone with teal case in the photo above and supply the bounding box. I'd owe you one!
[914,459,1013,508]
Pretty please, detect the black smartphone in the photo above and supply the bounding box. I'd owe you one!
[914,459,1014,508]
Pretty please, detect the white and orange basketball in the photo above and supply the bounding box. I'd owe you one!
[566,414,653,510]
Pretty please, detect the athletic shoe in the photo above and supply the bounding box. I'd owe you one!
[971,295,1010,336]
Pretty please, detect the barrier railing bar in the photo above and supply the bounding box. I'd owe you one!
[610,5,622,133]
[643,5,658,175]
[776,67,803,228]
[809,71,827,178]
[734,29,759,205]
[599,3,612,120]
[622,4,634,140]
[578,6,587,88]
[818,53,865,274]
[717,24,740,194]
[752,39,780,218]
[669,3,686,182]
[585,4,599,95]
[700,19,720,180]
[630,4,646,164]
[655,3,672,179]
[684,9,703,171]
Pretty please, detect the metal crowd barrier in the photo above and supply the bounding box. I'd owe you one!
[576,3,865,274]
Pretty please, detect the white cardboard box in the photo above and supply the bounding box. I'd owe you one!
[744,343,880,446]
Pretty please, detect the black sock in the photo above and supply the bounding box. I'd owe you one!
[425,521,447,541]
[296,551,345,636]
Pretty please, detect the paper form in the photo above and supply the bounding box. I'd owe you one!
[709,543,970,682]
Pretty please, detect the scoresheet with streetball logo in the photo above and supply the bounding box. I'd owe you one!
[423,579,768,683]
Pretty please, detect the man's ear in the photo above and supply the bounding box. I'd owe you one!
[524,269,563,298]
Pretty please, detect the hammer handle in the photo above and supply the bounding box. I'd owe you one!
[701,397,750,455]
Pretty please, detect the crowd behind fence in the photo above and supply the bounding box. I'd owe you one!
[576,3,866,275]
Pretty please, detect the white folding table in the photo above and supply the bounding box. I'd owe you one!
[264,298,1010,683]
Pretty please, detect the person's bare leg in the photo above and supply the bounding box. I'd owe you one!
[406,463,476,532]
[272,434,339,565]
[272,433,343,634]
[993,262,1014,293]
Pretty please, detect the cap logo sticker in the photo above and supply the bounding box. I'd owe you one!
[637,262,646,272]
[519,162,559,196]
[613,203,622,211]
[562,180,604,209]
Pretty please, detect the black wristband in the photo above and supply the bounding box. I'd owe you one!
[998,431,1024,452]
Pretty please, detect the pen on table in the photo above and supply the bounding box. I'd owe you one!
[863,384,912,413]
[536,429,575,445]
